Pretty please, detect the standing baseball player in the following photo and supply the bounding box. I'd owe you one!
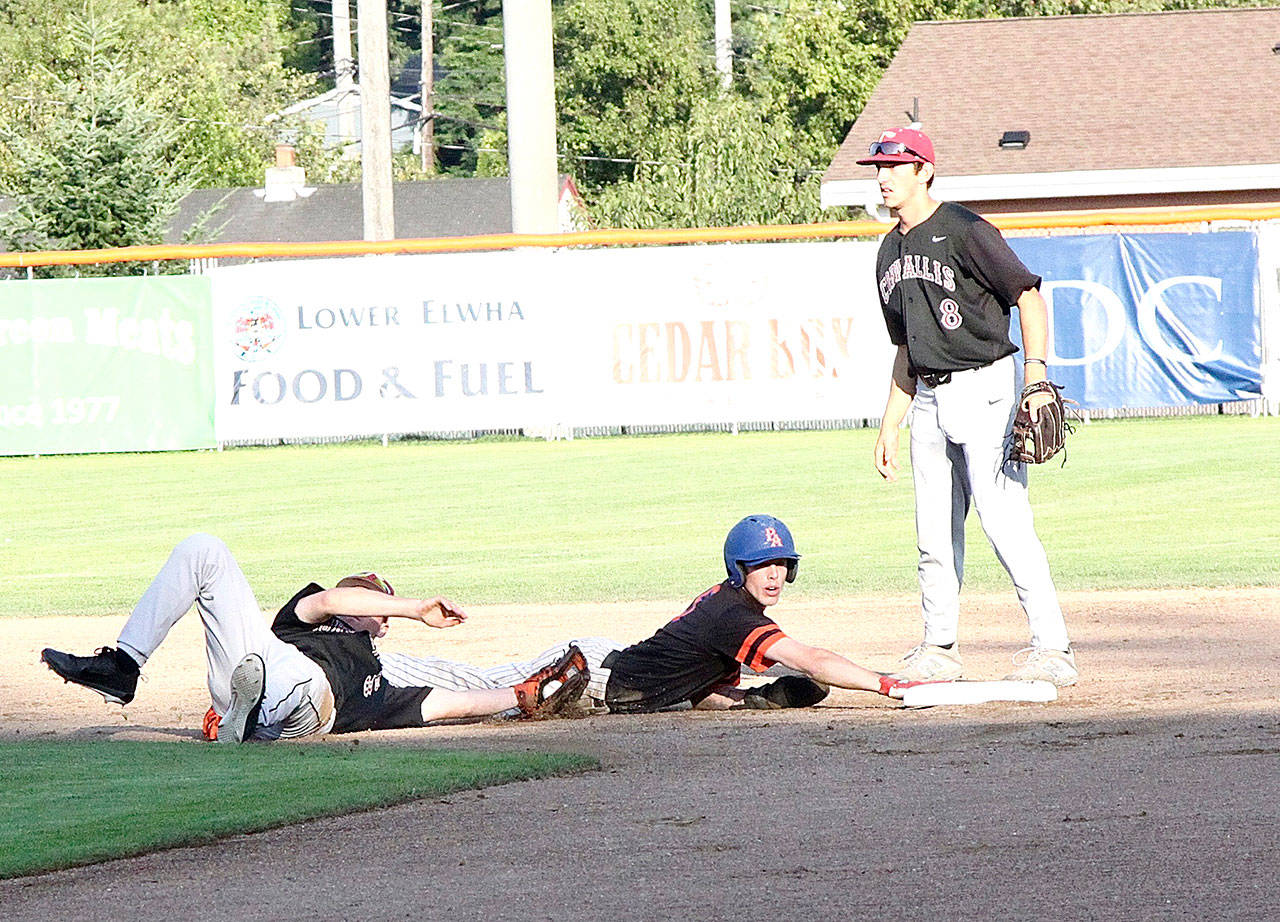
[42,533,588,742]
[858,126,1077,686]
[601,515,913,712]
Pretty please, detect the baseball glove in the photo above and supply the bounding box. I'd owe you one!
[1007,380,1071,465]
[514,645,590,719]
[740,675,830,709]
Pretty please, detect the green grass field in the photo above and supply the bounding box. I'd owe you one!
[0,741,594,879]
[3,416,1275,880]
[2,415,1277,617]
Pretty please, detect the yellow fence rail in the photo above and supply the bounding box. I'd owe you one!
[3,203,1279,269]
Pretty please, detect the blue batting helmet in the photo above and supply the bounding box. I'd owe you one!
[723,515,800,588]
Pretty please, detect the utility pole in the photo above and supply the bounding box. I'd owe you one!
[502,0,558,234]
[714,0,732,90]
[357,0,395,240]
[419,0,435,173]
[332,0,357,148]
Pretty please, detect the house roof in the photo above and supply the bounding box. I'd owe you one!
[822,8,1280,210]
[166,176,582,245]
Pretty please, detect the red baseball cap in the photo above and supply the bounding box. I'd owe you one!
[856,127,936,166]
[336,571,395,595]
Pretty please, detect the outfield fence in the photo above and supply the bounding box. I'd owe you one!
[1,207,1277,455]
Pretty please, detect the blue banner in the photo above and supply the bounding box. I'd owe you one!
[1010,232,1260,408]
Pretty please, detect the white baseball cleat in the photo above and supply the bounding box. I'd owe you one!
[1004,646,1079,687]
[220,653,266,744]
[891,643,964,682]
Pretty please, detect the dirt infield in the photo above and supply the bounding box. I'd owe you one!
[3,589,1278,920]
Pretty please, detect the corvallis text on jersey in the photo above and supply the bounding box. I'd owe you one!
[879,254,957,302]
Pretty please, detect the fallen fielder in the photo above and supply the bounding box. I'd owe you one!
[42,534,589,743]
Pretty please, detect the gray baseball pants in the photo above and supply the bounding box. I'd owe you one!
[909,356,1071,651]
[116,533,333,739]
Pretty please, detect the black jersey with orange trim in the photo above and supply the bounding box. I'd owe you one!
[604,580,788,713]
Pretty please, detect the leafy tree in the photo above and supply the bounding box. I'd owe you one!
[0,7,193,273]
[166,0,315,185]
[0,0,311,191]
[744,1,912,167]
[554,0,718,189]
[591,94,824,228]
[472,121,510,177]
[550,0,957,225]
[431,0,508,174]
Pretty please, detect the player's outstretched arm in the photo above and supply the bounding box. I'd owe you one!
[695,686,749,710]
[296,588,467,628]
[765,637,888,695]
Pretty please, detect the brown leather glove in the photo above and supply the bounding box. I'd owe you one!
[1007,380,1070,465]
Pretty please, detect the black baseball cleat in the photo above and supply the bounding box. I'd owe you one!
[219,653,267,744]
[41,646,140,705]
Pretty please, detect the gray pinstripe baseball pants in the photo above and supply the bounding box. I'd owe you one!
[379,636,622,711]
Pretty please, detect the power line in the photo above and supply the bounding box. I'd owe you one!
[440,0,495,11]
[436,142,501,155]
[431,94,505,107]
[289,3,501,33]
[434,19,503,34]
[440,34,502,46]
[4,88,821,178]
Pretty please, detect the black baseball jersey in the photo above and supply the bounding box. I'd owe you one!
[604,580,788,713]
[876,201,1040,375]
[272,584,432,733]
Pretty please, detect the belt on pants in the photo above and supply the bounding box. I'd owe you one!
[917,362,995,388]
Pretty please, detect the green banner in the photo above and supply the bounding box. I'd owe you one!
[0,275,214,455]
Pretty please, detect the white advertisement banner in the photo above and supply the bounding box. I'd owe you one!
[560,242,891,427]
[211,251,568,440]
[209,241,893,442]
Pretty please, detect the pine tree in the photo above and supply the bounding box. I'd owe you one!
[0,6,194,274]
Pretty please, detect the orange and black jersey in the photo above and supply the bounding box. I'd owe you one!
[604,580,788,713]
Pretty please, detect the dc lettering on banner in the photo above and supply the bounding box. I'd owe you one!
[1011,232,1261,408]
